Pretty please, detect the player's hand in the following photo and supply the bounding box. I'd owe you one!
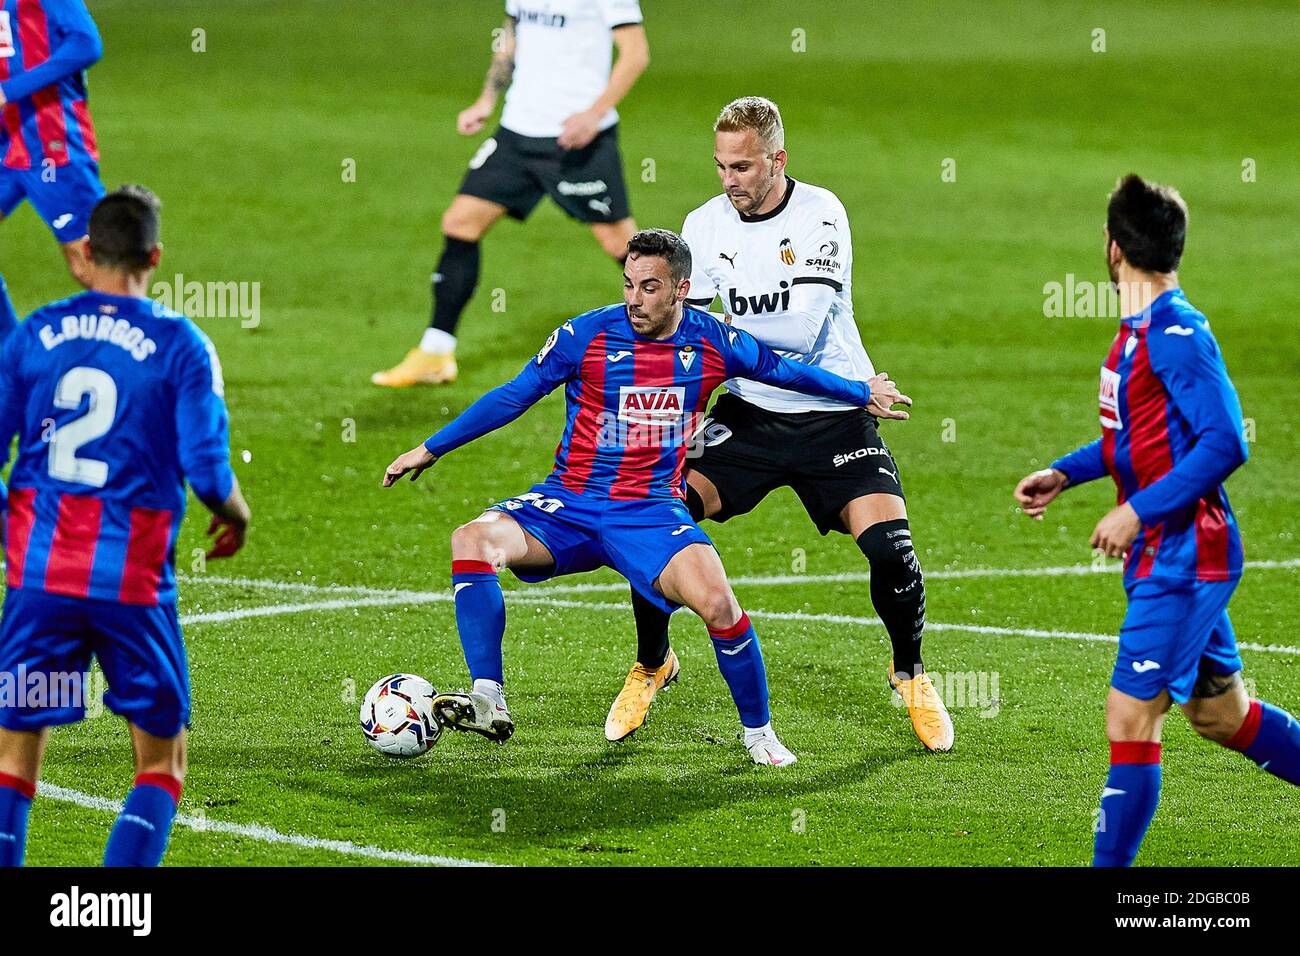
[557,108,601,150]
[457,98,493,136]
[866,372,912,421]
[206,514,246,560]
[382,445,437,487]
[1090,502,1141,559]
[1014,467,1068,520]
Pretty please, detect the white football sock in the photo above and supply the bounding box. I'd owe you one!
[420,327,457,355]
[743,721,773,746]
[472,678,505,706]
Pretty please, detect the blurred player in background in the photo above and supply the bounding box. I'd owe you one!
[0,0,106,340]
[383,228,906,765]
[372,0,649,387]
[0,186,251,867]
[1015,174,1300,866]
[607,97,954,753]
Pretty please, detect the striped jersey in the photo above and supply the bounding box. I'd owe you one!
[0,0,102,170]
[424,303,872,500]
[0,291,235,606]
[1053,289,1247,582]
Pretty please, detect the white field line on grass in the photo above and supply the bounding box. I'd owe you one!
[178,564,1300,657]
[39,783,499,867]
[184,557,1300,598]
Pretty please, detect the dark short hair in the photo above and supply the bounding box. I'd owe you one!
[88,185,162,272]
[626,228,692,284]
[1106,173,1187,273]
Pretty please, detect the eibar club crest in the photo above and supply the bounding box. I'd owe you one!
[678,345,695,371]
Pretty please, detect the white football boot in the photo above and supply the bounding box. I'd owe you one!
[433,682,514,743]
[744,725,798,767]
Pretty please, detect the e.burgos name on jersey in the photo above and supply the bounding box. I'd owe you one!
[38,312,158,362]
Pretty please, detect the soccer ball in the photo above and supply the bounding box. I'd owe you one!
[359,673,441,757]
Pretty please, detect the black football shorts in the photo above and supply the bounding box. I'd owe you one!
[688,392,905,536]
[457,124,631,224]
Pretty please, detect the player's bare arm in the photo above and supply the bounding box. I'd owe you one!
[205,479,252,560]
[866,371,911,420]
[458,16,516,136]
[1014,467,1069,520]
[382,445,438,486]
[557,24,648,150]
[1089,502,1141,558]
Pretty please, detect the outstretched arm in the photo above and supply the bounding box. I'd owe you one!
[384,324,581,485]
[723,324,910,417]
[0,0,102,105]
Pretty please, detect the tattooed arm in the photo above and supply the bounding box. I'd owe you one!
[457,17,516,136]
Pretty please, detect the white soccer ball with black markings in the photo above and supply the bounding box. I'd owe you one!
[359,673,440,757]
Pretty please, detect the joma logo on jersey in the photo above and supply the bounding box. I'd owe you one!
[618,386,686,425]
[728,281,790,316]
[1099,366,1123,430]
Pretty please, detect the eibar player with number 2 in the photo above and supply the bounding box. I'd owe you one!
[608,97,954,752]
[0,186,251,867]
[382,228,910,766]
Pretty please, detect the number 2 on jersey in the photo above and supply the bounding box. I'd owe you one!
[48,367,118,488]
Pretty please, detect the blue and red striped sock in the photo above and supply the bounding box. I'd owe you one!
[0,772,35,867]
[708,612,770,729]
[1093,741,1162,867]
[103,773,182,867]
[452,559,506,684]
[1226,699,1300,785]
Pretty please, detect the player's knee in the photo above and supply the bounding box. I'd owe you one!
[450,522,492,561]
[1105,707,1160,743]
[441,207,486,242]
[696,591,741,631]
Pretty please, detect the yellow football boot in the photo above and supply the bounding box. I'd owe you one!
[888,661,954,752]
[604,649,680,742]
[370,349,458,387]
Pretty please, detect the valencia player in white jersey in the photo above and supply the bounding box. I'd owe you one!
[607,97,954,753]
[372,0,648,387]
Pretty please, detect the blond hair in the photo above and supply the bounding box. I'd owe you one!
[714,96,784,153]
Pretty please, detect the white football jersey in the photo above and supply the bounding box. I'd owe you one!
[500,0,642,139]
[681,178,874,413]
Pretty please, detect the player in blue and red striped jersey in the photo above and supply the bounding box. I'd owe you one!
[0,0,106,339]
[1015,174,1300,866]
[0,186,251,867]
[383,228,908,765]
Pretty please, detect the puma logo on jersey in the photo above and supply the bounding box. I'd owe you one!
[587,198,612,216]
[822,219,838,229]
[607,350,632,363]
[878,466,898,482]
[728,281,790,316]
[718,251,738,267]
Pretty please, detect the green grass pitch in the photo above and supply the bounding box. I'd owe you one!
[5,0,1297,866]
